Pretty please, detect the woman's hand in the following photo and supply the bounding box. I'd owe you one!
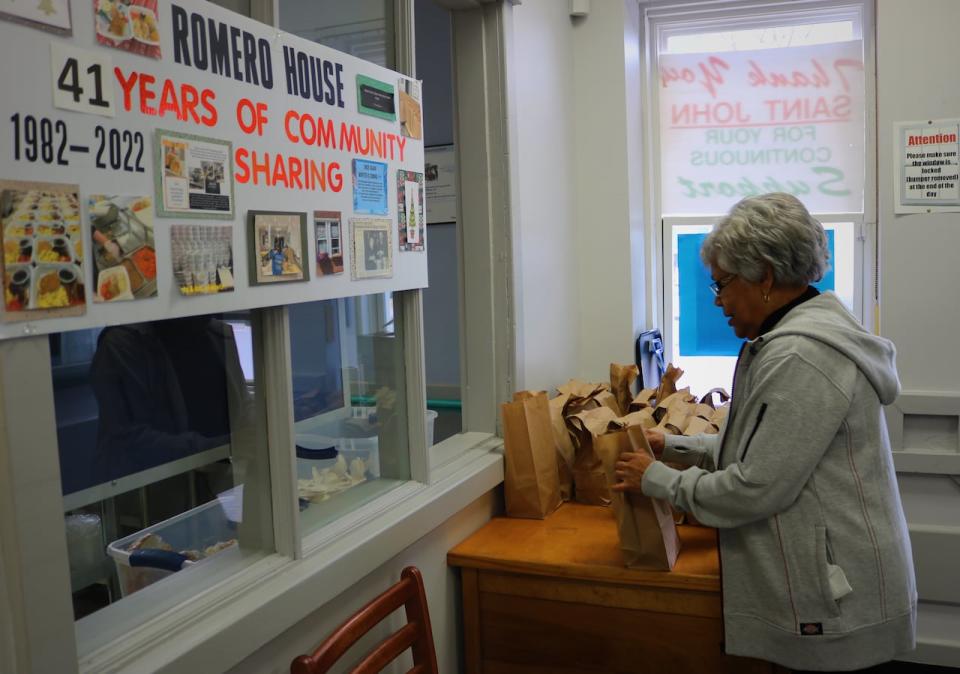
[612,451,655,493]
[645,429,665,458]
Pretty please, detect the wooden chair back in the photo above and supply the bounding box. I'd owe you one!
[290,566,439,674]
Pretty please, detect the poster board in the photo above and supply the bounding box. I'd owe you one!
[0,1,427,340]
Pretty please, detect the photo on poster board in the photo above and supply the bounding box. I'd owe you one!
[94,0,161,58]
[155,129,234,220]
[350,217,393,280]
[0,0,71,35]
[396,170,424,251]
[87,194,157,302]
[398,78,422,140]
[356,74,395,121]
[247,210,309,285]
[0,179,85,320]
[171,224,234,295]
[352,158,389,215]
[314,210,343,277]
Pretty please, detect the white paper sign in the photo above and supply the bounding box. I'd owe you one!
[50,42,115,117]
[424,145,457,224]
[894,119,960,213]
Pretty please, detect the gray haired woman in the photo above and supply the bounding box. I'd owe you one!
[613,193,916,672]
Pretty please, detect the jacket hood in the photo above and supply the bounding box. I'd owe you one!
[757,292,900,405]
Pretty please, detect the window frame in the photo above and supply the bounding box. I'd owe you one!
[642,0,878,349]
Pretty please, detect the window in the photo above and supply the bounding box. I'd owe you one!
[53,313,275,648]
[281,0,394,68]
[647,1,874,393]
[289,295,411,532]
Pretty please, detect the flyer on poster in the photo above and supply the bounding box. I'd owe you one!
[893,119,960,214]
[157,130,234,218]
[0,0,427,339]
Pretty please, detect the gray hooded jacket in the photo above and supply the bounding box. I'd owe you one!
[642,292,917,670]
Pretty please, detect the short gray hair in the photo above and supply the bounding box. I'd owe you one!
[700,192,830,286]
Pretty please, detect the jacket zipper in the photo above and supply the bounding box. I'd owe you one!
[739,403,767,463]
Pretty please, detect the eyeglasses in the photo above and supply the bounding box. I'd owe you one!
[709,273,737,297]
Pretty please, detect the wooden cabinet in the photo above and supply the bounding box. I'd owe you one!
[448,503,783,674]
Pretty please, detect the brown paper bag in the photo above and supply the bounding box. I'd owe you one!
[610,363,639,416]
[595,426,681,570]
[711,403,730,426]
[629,388,658,412]
[566,407,618,505]
[548,393,576,501]
[655,406,691,435]
[614,408,657,430]
[683,415,719,436]
[699,387,731,409]
[654,364,684,406]
[557,379,606,398]
[558,379,620,417]
[501,393,562,518]
[652,387,694,424]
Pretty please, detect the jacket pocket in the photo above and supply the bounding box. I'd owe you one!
[738,402,767,463]
[815,525,851,618]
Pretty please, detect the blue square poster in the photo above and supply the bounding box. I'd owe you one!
[352,159,389,215]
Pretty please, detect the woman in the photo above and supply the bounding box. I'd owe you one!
[614,193,916,672]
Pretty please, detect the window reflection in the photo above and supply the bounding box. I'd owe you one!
[91,316,246,481]
[54,312,271,620]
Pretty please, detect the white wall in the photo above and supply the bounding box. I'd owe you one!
[571,0,647,381]
[509,0,647,392]
[509,1,581,393]
[226,490,499,674]
[876,0,960,665]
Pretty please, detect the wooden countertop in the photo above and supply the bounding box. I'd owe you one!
[448,502,720,593]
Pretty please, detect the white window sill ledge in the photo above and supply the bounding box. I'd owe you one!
[79,432,504,674]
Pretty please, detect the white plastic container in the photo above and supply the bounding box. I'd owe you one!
[295,409,439,480]
[426,409,438,447]
[106,499,238,597]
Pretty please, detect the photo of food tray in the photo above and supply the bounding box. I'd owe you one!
[87,194,158,302]
[0,180,85,321]
[128,4,158,45]
[94,0,161,58]
[95,0,130,42]
[96,265,134,302]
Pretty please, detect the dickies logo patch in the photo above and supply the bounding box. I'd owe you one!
[800,622,823,636]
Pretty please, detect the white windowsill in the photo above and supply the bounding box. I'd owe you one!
[77,432,503,674]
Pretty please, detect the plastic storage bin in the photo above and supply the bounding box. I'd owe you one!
[295,409,439,479]
[107,499,239,597]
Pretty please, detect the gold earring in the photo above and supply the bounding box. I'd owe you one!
[762,291,770,303]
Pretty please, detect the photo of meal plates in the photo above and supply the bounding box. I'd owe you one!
[0,181,86,318]
[87,195,157,302]
[94,0,162,59]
